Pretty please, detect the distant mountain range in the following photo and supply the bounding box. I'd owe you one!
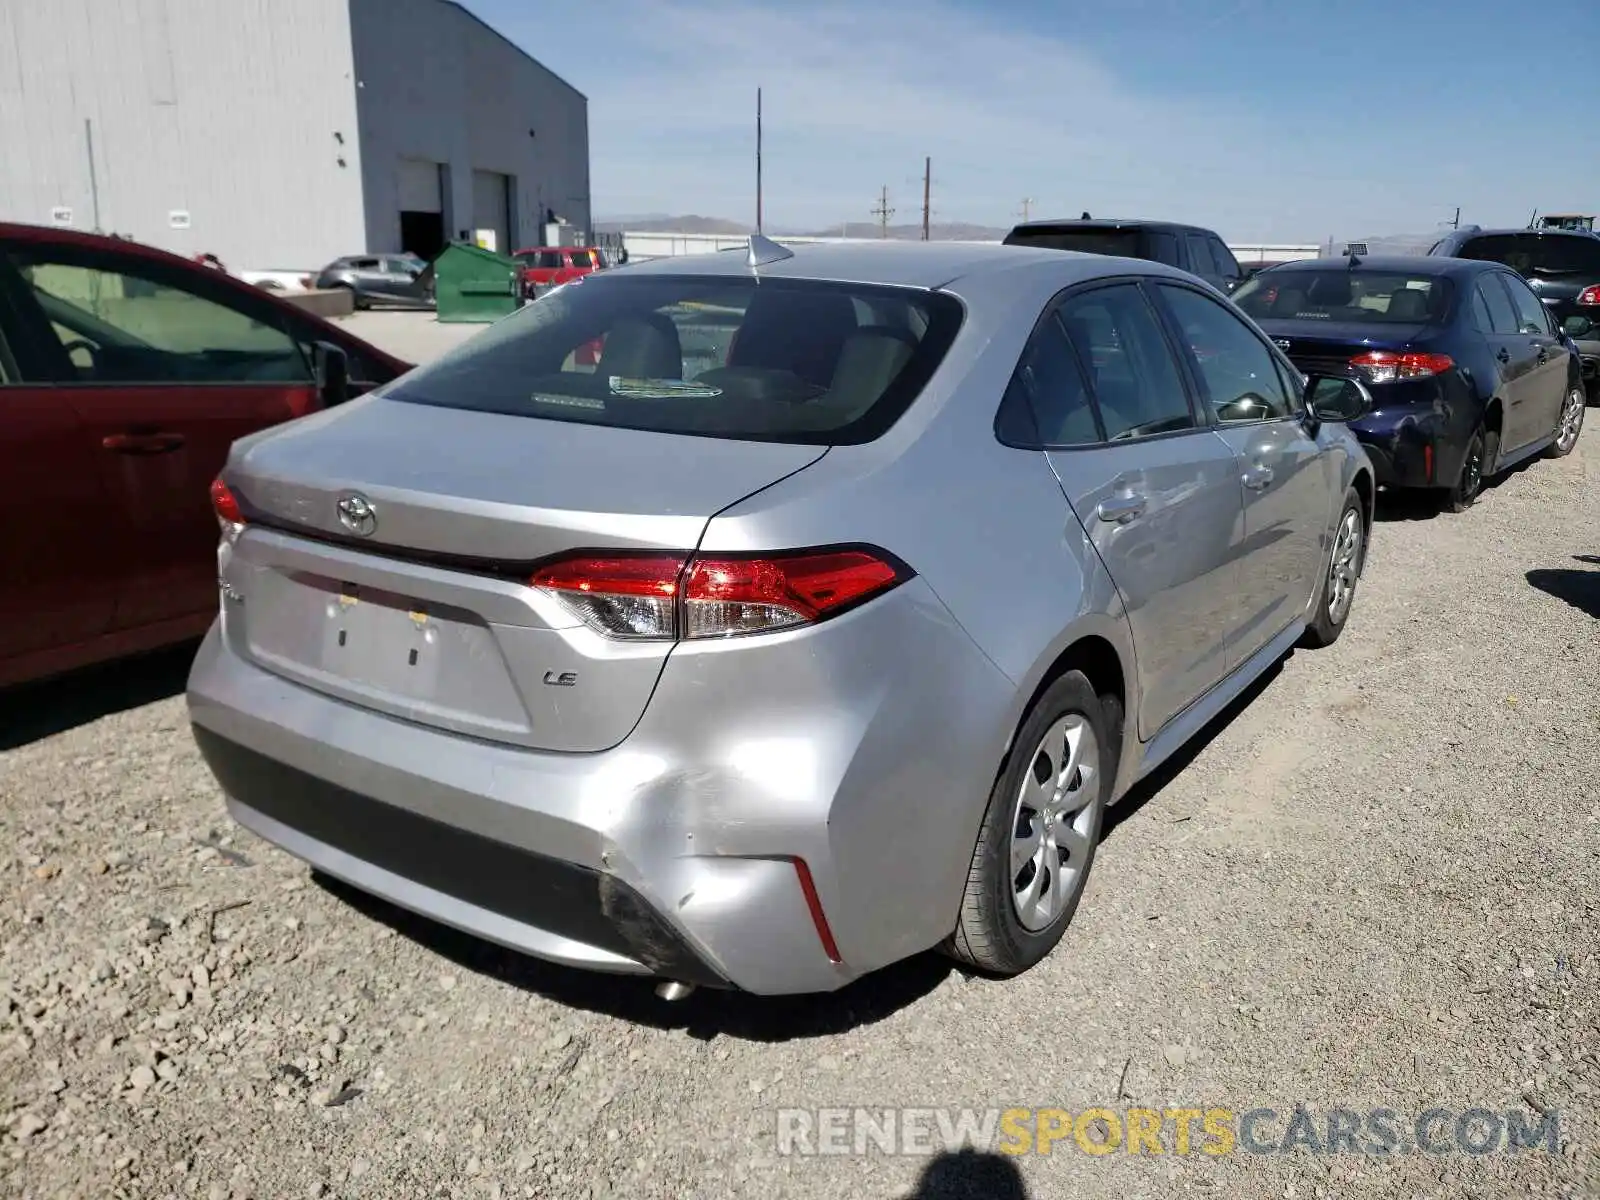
[596,215,1456,256]
[595,214,1010,241]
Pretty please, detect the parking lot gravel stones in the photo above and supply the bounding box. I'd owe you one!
[3,429,1599,1199]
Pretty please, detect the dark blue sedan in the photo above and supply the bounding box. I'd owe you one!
[1232,255,1586,511]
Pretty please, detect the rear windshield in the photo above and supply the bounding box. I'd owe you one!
[382,274,965,445]
[568,251,594,269]
[1003,228,1146,258]
[1455,233,1600,277]
[1232,270,1453,324]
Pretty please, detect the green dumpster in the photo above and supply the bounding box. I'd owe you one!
[431,241,520,323]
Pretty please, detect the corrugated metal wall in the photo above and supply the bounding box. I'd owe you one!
[348,0,590,256]
[0,0,368,269]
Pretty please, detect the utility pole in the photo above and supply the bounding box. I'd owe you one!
[1018,197,1035,224]
[755,88,763,234]
[1452,206,1460,229]
[85,119,102,232]
[872,186,895,238]
[921,157,931,241]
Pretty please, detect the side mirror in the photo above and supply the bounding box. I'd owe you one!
[1305,374,1371,423]
[312,342,350,407]
[1563,315,1594,339]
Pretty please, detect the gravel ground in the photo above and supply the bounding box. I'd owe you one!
[3,402,1598,1199]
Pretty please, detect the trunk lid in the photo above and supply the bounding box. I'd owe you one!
[1258,319,1429,376]
[219,395,826,752]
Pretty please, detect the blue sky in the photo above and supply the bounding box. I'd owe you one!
[463,0,1600,242]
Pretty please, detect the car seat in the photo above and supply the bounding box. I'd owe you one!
[728,289,859,388]
[596,313,683,380]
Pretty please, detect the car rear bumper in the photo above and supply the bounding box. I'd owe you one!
[186,576,1015,995]
[1349,401,1452,489]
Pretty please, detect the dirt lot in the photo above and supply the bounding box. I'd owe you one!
[3,321,1598,1198]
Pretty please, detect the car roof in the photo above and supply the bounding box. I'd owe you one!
[1445,227,1600,241]
[1257,254,1491,279]
[610,239,1155,290]
[1009,217,1216,235]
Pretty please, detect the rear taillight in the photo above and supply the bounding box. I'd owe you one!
[530,547,909,641]
[211,478,245,542]
[1577,285,1600,307]
[1348,351,1454,384]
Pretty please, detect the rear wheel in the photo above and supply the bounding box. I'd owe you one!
[946,671,1110,977]
[1446,426,1486,512]
[1549,385,1585,457]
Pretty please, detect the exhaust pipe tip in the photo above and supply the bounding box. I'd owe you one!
[654,980,696,1002]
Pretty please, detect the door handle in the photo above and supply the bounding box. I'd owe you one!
[1242,463,1275,491]
[1496,348,1512,365]
[1533,342,1549,364]
[102,431,186,455]
[1095,494,1147,524]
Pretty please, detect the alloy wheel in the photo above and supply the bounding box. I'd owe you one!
[1326,508,1362,626]
[1010,713,1102,932]
[1557,387,1585,453]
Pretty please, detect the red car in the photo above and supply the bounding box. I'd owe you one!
[512,245,607,298]
[0,223,410,688]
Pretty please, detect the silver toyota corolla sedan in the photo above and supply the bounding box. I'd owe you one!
[188,238,1376,996]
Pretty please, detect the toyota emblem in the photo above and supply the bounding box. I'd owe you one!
[1273,338,1292,352]
[336,492,377,537]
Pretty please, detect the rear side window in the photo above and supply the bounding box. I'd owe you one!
[1457,233,1600,277]
[998,317,1099,446]
[568,251,594,269]
[384,275,964,445]
[1056,284,1196,441]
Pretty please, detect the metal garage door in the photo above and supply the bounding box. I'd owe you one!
[397,158,443,213]
[471,169,511,254]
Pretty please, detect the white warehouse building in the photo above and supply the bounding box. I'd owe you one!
[0,0,591,269]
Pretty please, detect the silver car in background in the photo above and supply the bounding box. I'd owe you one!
[313,253,435,310]
[189,239,1375,996]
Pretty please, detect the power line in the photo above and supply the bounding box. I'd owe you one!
[872,186,895,238]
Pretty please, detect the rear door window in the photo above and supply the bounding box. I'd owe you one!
[1146,231,1180,267]
[382,274,964,445]
[1055,284,1196,441]
[1476,277,1520,335]
[1184,235,1217,279]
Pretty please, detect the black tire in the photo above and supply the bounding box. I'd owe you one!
[1548,384,1585,458]
[946,671,1111,977]
[1301,487,1364,648]
[1446,426,1487,513]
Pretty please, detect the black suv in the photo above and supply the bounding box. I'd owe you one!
[1430,226,1600,397]
[1002,217,1247,293]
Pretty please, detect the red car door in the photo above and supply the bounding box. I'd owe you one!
[5,239,319,632]
[0,291,121,670]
